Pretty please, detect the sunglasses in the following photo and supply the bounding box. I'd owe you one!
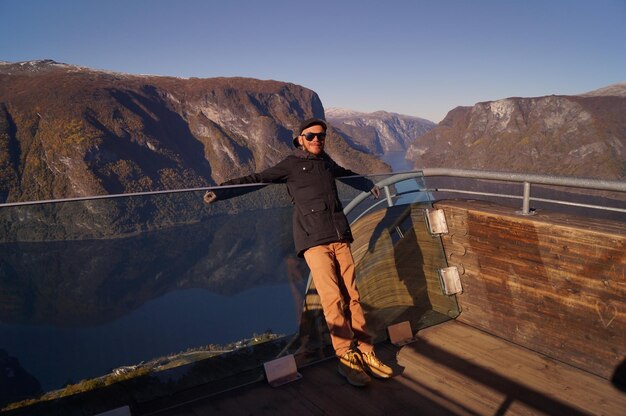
[301,132,327,141]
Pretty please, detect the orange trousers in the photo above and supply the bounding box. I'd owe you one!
[303,242,373,357]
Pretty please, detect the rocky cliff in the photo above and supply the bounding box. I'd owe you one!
[326,108,436,154]
[0,60,388,203]
[406,84,626,180]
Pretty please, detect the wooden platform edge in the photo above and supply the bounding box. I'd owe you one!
[434,199,626,380]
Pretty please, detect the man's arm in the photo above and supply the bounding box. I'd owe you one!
[327,157,380,198]
[204,159,291,204]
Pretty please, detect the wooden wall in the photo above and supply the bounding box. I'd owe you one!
[434,199,626,380]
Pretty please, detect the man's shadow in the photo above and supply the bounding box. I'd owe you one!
[354,204,434,343]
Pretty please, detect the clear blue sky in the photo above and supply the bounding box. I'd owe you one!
[1,0,624,123]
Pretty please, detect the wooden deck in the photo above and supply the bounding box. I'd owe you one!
[150,320,625,416]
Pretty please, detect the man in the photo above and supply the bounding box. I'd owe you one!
[204,118,392,386]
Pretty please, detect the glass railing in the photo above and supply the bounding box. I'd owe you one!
[4,153,622,416]
[304,171,458,346]
[0,171,457,414]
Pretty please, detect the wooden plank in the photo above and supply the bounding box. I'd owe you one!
[154,346,466,416]
[434,199,626,380]
[154,321,626,416]
[401,321,626,416]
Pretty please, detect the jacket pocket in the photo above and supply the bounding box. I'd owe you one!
[298,200,328,237]
[302,200,327,216]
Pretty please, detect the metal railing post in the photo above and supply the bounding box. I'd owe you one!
[522,181,531,215]
[384,185,394,207]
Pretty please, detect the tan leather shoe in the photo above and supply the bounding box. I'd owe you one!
[360,350,393,379]
[338,350,371,387]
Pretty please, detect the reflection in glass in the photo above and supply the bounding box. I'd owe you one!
[0,184,306,408]
[0,172,456,413]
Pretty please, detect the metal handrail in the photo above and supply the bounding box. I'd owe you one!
[343,169,626,216]
[2,168,624,215]
[0,183,267,208]
[418,168,625,192]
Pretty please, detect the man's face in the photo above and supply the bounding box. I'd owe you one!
[298,124,326,155]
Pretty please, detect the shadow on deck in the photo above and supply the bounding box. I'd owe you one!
[148,320,625,416]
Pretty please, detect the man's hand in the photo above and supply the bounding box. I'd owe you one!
[370,185,381,199]
[203,191,217,204]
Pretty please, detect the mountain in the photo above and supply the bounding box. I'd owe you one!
[406,83,626,180]
[326,108,436,155]
[0,349,41,407]
[0,60,388,204]
[580,82,626,98]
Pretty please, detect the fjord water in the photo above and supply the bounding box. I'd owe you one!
[0,285,302,391]
[381,151,431,203]
[0,165,423,400]
[0,187,309,394]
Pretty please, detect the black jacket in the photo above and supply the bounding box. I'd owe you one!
[221,149,375,257]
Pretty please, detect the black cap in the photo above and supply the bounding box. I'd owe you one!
[292,118,327,147]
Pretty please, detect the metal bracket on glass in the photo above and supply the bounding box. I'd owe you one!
[263,354,303,387]
[426,209,449,235]
[387,321,418,346]
[438,266,463,295]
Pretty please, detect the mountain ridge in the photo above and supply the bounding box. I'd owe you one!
[579,82,626,97]
[326,107,436,154]
[406,86,626,180]
[0,60,388,203]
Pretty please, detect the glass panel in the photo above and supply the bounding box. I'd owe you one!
[0,184,308,412]
[0,170,458,413]
[350,203,459,340]
[337,174,459,343]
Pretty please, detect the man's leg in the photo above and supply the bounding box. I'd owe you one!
[304,243,371,386]
[303,243,354,357]
[333,242,373,354]
[335,242,393,379]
